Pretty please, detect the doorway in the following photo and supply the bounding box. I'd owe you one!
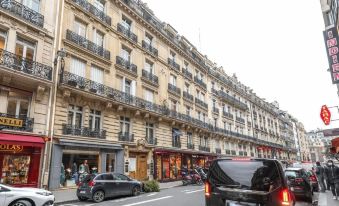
[129,153,147,180]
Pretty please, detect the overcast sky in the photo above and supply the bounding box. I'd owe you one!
[143,0,339,131]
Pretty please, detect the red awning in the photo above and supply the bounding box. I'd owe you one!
[0,133,45,147]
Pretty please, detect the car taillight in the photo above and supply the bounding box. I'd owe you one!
[281,188,292,206]
[205,181,211,197]
[88,180,95,187]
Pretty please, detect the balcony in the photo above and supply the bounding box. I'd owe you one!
[0,0,44,27]
[172,140,181,148]
[0,113,34,132]
[213,107,219,114]
[142,69,158,86]
[168,83,181,96]
[187,143,194,149]
[195,98,208,109]
[199,145,210,152]
[118,132,134,142]
[236,117,245,124]
[168,58,180,72]
[62,124,106,139]
[116,56,137,76]
[222,111,234,119]
[183,91,193,102]
[142,40,158,57]
[0,49,52,81]
[215,148,221,154]
[66,30,110,60]
[218,90,248,111]
[71,0,111,25]
[194,76,207,89]
[117,23,138,43]
[182,68,193,79]
[147,137,157,145]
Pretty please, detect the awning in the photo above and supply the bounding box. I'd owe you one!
[0,133,45,147]
[58,138,123,150]
[154,147,217,156]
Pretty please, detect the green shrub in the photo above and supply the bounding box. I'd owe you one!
[143,180,160,193]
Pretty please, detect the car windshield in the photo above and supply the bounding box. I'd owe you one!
[285,170,301,178]
[209,160,282,192]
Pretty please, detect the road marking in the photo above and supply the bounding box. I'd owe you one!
[147,193,157,196]
[185,189,204,194]
[120,196,173,206]
[111,196,140,202]
[181,189,191,192]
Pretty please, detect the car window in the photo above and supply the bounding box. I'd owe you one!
[285,170,301,178]
[114,174,129,181]
[0,186,9,192]
[102,174,114,180]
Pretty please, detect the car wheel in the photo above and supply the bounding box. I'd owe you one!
[92,190,105,203]
[132,186,141,196]
[11,200,32,206]
[77,196,88,201]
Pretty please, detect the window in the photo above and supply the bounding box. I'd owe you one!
[224,122,227,130]
[172,128,181,145]
[122,16,132,30]
[170,99,178,111]
[0,29,7,50]
[145,60,154,74]
[185,83,190,94]
[91,65,104,84]
[200,136,208,147]
[170,74,177,86]
[22,0,40,12]
[114,173,129,181]
[67,105,83,128]
[124,79,131,94]
[120,117,130,134]
[197,111,201,121]
[74,19,87,37]
[187,132,193,144]
[89,109,101,130]
[94,0,105,12]
[146,123,154,140]
[121,46,131,62]
[6,91,31,117]
[170,51,176,60]
[93,29,104,47]
[196,90,200,99]
[144,89,154,102]
[201,93,205,102]
[202,113,206,123]
[70,57,86,77]
[214,118,218,128]
[145,33,153,45]
[211,82,215,90]
[15,37,35,61]
[212,99,216,108]
[184,61,189,70]
[215,140,220,149]
[186,106,191,116]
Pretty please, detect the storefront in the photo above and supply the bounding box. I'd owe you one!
[0,133,45,187]
[154,149,217,182]
[49,138,124,190]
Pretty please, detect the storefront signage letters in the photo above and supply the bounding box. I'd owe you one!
[0,116,23,127]
[323,26,339,84]
[0,144,24,152]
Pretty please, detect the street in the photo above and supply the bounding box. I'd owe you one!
[56,185,319,206]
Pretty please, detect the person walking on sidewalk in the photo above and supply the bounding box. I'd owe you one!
[324,160,339,200]
[315,161,326,192]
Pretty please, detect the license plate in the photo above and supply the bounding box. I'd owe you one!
[226,201,256,206]
[80,191,86,194]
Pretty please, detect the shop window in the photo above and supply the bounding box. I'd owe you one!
[15,37,35,61]
[67,105,83,128]
[169,154,181,179]
[6,90,31,118]
[0,29,7,50]
[89,109,101,130]
[146,123,154,141]
[120,116,130,134]
[1,155,31,184]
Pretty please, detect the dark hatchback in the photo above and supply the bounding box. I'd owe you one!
[77,173,143,203]
[205,158,295,206]
[285,168,313,203]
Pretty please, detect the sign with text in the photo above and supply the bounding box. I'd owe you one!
[0,116,23,127]
[0,144,24,153]
[324,26,339,84]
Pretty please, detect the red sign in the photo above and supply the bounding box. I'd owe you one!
[320,105,331,125]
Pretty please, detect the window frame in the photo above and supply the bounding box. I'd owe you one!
[68,105,83,128]
[89,109,102,131]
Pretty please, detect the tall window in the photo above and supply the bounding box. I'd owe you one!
[122,16,132,30]
[89,109,101,130]
[22,0,40,12]
[0,29,7,50]
[70,57,86,77]
[93,29,104,47]
[170,51,176,61]
[211,82,215,90]
[6,91,31,118]
[145,33,153,45]
[15,37,35,61]
[200,136,208,147]
[212,99,216,108]
[185,83,190,94]
[120,117,130,134]
[67,105,83,128]
[186,106,191,116]
[121,46,131,62]
[94,0,104,12]
[122,78,135,95]
[170,99,178,111]
[145,60,154,74]
[144,89,154,102]
[187,132,193,145]
[202,113,206,123]
[201,93,205,102]
[215,140,220,149]
[91,65,104,84]
[74,19,87,37]
[197,111,201,121]
[124,79,131,94]
[170,74,177,86]
[146,123,154,140]
[172,128,181,145]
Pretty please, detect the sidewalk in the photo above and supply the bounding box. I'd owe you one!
[54,181,183,204]
[317,190,339,206]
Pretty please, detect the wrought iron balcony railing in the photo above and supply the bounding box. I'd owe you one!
[168,83,181,95]
[0,113,34,132]
[142,69,158,86]
[183,91,193,102]
[147,137,157,145]
[62,124,106,139]
[172,140,181,148]
[187,143,194,149]
[195,98,208,109]
[168,58,180,71]
[182,68,193,79]
[222,111,234,119]
[215,148,221,154]
[218,90,248,110]
[116,56,137,75]
[213,107,219,114]
[118,132,134,142]
[0,0,44,27]
[199,145,210,152]
[142,40,158,57]
[117,23,137,43]
[194,76,207,89]
[66,30,110,60]
[71,0,111,25]
[0,49,52,80]
[236,116,245,124]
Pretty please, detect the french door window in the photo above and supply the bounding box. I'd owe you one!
[15,37,35,61]
[120,117,130,134]
[74,20,87,37]
[121,47,131,62]
[89,109,101,130]
[145,60,154,74]
[22,0,40,12]
[70,57,86,77]
[145,33,153,45]
[94,0,104,12]
[6,91,31,118]
[170,74,177,86]
[122,16,132,31]
[0,29,7,50]
[91,65,104,84]
[67,105,83,128]
[146,123,154,140]
[93,29,104,47]
[187,132,193,145]
[144,89,154,102]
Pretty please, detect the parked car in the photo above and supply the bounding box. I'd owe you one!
[77,172,143,203]
[0,184,54,206]
[306,170,319,192]
[205,158,295,206]
[285,168,313,203]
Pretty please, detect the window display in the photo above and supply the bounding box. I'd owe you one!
[1,155,30,184]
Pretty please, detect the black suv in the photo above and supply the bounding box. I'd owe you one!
[285,168,313,203]
[77,173,143,203]
[205,158,295,206]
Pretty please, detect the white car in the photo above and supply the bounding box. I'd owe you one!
[0,184,54,206]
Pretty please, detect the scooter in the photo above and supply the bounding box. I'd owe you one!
[181,169,203,186]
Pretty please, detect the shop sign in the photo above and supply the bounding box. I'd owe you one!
[0,116,23,127]
[323,26,339,84]
[0,144,24,152]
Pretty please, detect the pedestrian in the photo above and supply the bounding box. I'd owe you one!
[324,160,339,200]
[315,161,326,192]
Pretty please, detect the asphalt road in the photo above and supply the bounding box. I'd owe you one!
[57,185,318,206]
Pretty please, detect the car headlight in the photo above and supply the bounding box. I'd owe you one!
[36,191,52,196]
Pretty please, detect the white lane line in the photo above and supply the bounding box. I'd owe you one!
[147,193,157,196]
[185,189,204,194]
[181,189,191,192]
[111,196,140,202]
[120,196,173,206]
